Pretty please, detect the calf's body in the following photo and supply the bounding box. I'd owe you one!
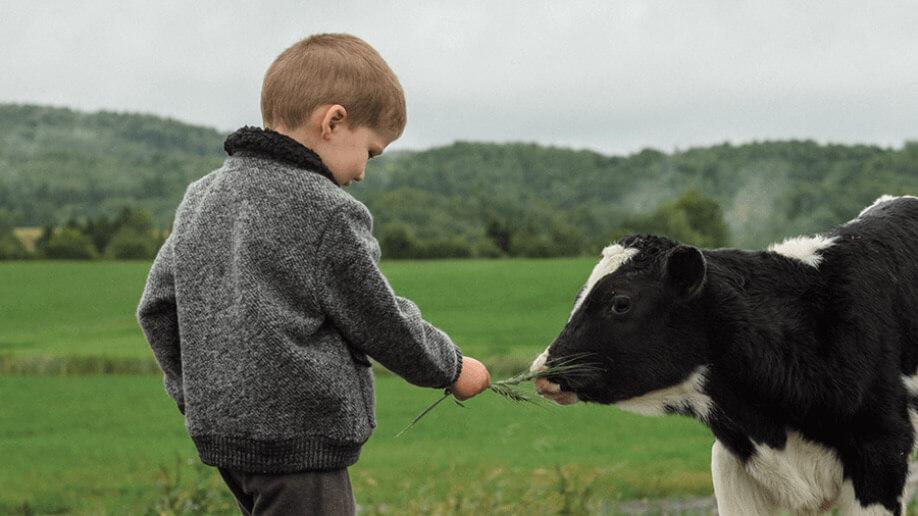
[534,195,918,515]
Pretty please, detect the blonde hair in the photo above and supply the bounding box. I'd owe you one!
[261,33,406,136]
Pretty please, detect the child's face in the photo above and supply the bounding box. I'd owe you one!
[322,124,396,187]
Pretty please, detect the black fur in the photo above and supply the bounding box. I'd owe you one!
[223,126,338,185]
[546,197,918,513]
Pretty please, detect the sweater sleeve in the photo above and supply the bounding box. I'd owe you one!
[314,204,463,388]
[136,230,185,415]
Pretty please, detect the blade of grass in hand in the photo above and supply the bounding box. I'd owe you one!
[396,356,603,436]
[395,389,451,437]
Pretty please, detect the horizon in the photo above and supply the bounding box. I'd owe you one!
[2,2,916,156]
[4,101,914,158]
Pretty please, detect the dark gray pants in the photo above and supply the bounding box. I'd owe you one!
[217,467,356,516]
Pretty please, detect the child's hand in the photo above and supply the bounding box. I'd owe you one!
[450,356,491,401]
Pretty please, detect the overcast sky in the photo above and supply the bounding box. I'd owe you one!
[2,1,917,155]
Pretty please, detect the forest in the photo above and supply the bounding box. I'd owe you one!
[2,103,916,259]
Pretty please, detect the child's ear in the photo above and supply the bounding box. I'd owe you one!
[320,104,348,139]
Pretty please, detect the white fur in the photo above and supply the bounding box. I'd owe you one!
[569,244,639,318]
[857,194,918,219]
[712,440,778,515]
[745,432,844,513]
[714,373,918,514]
[858,194,901,218]
[903,375,918,452]
[713,433,904,515]
[902,374,918,450]
[903,373,918,397]
[849,194,918,225]
[531,348,549,373]
[615,366,714,422]
[910,408,918,455]
[768,235,838,268]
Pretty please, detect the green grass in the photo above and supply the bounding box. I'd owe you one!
[0,374,713,514]
[0,261,152,359]
[0,260,717,514]
[0,259,594,363]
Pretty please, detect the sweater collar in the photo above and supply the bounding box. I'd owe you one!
[223,126,338,186]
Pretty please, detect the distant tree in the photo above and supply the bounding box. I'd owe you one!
[380,224,420,259]
[43,228,97,259]
[105,227,159,259]
[511,235,557,258]
[545,219,589,256]
[472,238,504,258]
[0,208,15,234]
[380,223,474,260]
[64,217,81,231]
[610,191,730,249]
[35,224,54,254]
[0,233,28,259]
[0,208,29,260]
[114,207,156,234]
[7,103,918,254]
[485,220,513,254]
[417,237,472,259]
[677,192,726,241]
[657,190,730,248]
[84,213,118,254]
[91,207,164,260]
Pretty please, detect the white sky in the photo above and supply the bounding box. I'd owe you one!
[2,1,917,155]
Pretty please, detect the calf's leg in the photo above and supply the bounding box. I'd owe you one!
[711,440,778,516]
[836,432,911,516]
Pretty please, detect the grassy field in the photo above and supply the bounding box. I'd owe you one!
[0,260,716,515]
[0,259,593,362]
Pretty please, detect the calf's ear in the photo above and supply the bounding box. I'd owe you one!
[664,245,706,299]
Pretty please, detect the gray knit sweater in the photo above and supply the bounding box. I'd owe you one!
[136,127,462,473]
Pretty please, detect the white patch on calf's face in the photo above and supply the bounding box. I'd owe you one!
[615,366,713,421]
[767,235,838,268]
[532,243,637,407]
[530,348,549,373]
[569,244,639,319]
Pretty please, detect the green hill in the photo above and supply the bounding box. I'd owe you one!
[2,103,917,252]
[0,104,225,227]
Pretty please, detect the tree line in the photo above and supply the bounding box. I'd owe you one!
[0,189,729,260]
[0,207,164,260]
[1,103,916,261]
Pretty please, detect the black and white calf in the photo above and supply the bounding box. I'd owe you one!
[532,195,918,515]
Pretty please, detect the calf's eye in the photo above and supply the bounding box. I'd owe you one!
[611,295,632,314]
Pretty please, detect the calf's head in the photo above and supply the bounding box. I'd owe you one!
[533,235,712,415]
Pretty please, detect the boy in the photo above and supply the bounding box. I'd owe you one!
[136,33,491,515]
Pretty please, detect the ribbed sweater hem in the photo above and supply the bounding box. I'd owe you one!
[192,433,364,473]
[450,347,464,385]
